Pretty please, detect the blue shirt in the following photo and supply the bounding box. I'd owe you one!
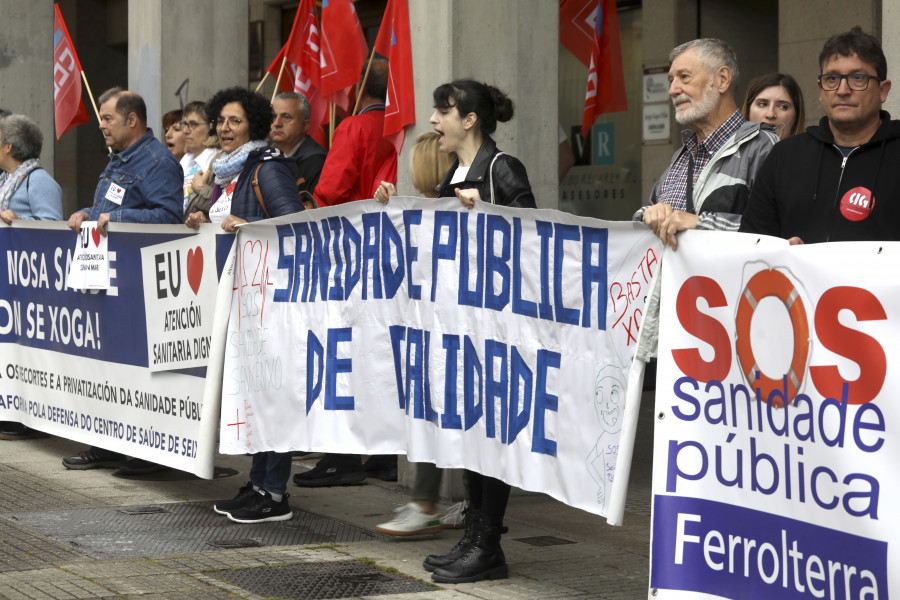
[8,168,62,220]
[80,129,183,224]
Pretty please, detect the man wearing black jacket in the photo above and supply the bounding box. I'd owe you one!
[741,27,900,243]
[269,92,327,198]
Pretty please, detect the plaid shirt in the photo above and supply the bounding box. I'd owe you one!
[657,110,746,212]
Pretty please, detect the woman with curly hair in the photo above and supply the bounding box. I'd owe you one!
[185,86,302,233]
[188,88,303,525]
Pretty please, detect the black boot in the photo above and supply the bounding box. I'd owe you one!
[422,507,474,572]
[431,513,508,583]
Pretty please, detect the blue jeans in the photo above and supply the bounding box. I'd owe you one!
[249,452,292,496]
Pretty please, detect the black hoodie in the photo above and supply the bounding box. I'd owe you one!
[741,111,900,243]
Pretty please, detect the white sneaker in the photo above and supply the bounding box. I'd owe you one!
[440,501,467,529]
[375,502,443,536]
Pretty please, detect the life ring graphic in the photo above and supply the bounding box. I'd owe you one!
[734,269,810,407]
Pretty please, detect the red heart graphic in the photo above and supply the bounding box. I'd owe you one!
[186,247,203,295]
[91,227,101,247]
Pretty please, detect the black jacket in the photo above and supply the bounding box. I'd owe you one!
[290,136,328,195]
[437,136,536,208]
[227,147,304,221]
[741,112,900,242]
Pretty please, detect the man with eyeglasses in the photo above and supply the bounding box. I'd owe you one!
[269,92,326,200]
[741,27,900,243]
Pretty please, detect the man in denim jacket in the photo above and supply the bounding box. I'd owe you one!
[63,88,181,472]
[67,88,182,235]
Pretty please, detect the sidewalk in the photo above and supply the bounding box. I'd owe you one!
[0,397,654,600]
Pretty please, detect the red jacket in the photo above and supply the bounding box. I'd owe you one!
[313,104,398,206]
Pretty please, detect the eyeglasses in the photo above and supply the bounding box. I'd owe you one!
[818,73,881,91]
[180,120,206,131]
[216,116,244,129]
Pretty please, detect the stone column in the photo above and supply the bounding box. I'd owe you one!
[405,0,558,209]
[129,0,248,138]
[0,2,55,172]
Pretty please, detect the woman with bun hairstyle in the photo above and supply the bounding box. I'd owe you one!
[422,79,534,584]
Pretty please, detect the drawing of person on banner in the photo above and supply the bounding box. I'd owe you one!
[587,365,625,511]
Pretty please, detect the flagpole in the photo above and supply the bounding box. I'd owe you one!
[329,103,335,148]
[79,71,101,125]
[352,45,378,116]
[272,57,288,102]
[254,71,270,94]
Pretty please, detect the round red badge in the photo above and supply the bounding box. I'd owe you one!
[840,186,874,221]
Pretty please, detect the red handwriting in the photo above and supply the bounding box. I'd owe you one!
[234,238,274,329]
[609,248,658,345]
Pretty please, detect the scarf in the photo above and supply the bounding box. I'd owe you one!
[0,158,41,211]
[212,140,267,185]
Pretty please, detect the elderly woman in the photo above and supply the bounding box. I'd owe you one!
[187,87,302,525]
[179,101,218,214]
[185,87,302,233]
[0,114,62,440]
[0,114,62,224]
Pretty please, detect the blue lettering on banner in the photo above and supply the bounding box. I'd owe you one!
[651,495,886,599]
[388,325,560,456]
[272,209,611,331]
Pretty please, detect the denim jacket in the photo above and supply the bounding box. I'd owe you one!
[80,129,183,224]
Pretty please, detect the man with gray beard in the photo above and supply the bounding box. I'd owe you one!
[634,38,778,250]
[631,39,779,364]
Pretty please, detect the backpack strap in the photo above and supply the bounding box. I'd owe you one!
[488,152,507,205]
[251,163,271,219]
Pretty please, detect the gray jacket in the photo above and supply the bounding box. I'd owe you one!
[634,120,778,361]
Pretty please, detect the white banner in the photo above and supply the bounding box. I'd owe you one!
[651,231,895,599]
[220,197,660,517]
[0,222,231,478]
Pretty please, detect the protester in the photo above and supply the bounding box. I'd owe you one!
[410,79,536,584]
[270,91,327,200]
[295,59,398,488]
[312,57,397,206]
[741,26,900,243]
[179,101,218,215]
[0,113,63,441]
[163,109,185,161]
[372,133,467,536]
[186,86,304,524]
[631,39,779,366]
[742,72,805,138]
[635,38,778,250]
[63,88,183,472]
[0,114,63,223]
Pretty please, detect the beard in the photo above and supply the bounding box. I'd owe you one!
[673,82,719,125]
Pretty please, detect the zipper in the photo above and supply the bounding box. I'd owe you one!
[826,146,857,242]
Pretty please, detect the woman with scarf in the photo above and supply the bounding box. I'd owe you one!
[0,114,62,225]
[184,86,302,234]
[185,87,303,523]
[0,114,62,440]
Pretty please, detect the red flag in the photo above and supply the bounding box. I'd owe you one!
[266,0,328,146]
[373,0,415,153]
[581,0,627,137]
[560,0,598,68]
[320,0,368,112]
[53,4,89,141]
